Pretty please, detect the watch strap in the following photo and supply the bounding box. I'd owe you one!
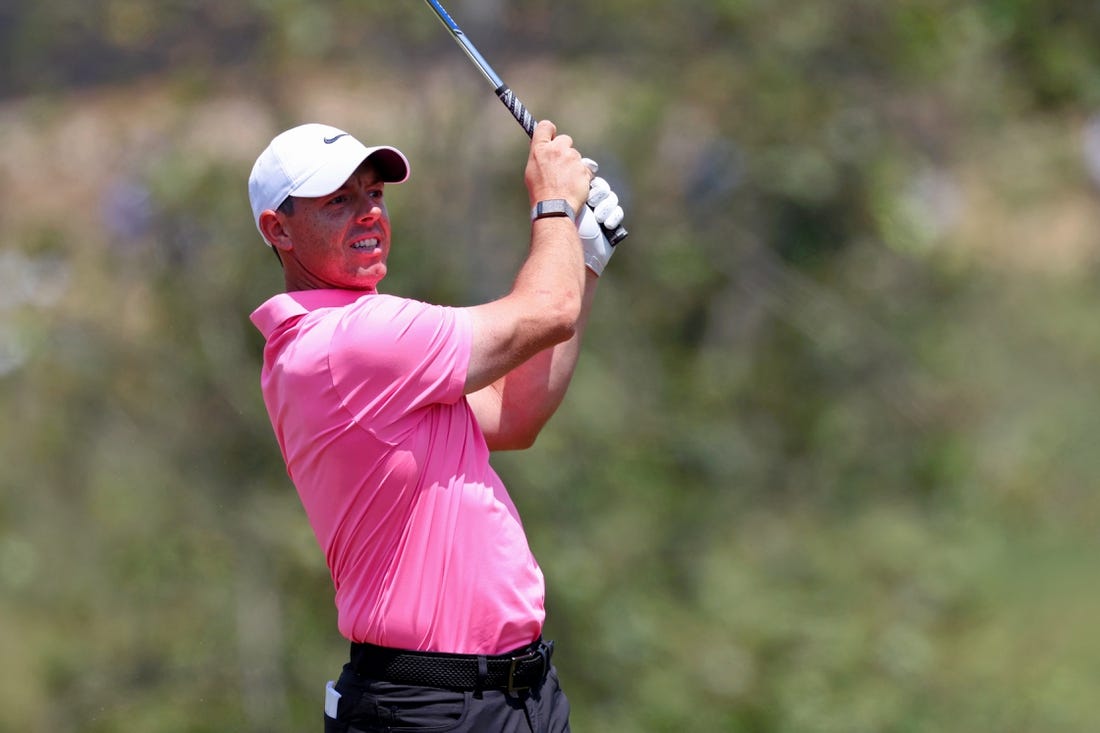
[531,199,576,222]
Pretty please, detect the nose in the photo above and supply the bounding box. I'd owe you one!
[357,197,384,225]
[358,203,380,224]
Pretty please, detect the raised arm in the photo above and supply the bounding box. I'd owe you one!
[460,120,591,402]
[468,269,598,450]
[463,123,626,450]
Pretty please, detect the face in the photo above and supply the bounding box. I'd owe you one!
[268,161,392,292]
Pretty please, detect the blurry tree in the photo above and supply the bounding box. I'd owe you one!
[2,1,1100,732]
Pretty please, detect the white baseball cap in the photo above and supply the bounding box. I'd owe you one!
[248,122,410,237]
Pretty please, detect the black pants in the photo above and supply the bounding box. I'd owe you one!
[323,659,572,733]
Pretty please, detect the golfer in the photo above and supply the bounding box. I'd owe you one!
[247,119,625,732]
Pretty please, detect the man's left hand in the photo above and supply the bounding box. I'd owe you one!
[578,159,626,276]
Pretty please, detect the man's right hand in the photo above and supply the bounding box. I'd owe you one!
[524,120,592,217]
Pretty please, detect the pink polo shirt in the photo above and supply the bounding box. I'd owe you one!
[250,289,545,655]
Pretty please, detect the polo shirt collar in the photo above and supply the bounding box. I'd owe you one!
[250,289,371,338]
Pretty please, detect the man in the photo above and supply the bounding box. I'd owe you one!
[247,119,625,732]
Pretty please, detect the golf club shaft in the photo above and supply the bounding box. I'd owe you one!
[423,0,628,245]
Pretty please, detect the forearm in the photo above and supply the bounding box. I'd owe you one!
[513,215,587,332]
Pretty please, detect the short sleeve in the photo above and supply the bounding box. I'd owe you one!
[328,295,471,440]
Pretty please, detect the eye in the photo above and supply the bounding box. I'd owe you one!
[326,194,349,206]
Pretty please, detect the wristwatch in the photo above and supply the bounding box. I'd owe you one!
[531,199,576,222]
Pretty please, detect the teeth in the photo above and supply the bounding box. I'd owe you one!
[353,239,379,251]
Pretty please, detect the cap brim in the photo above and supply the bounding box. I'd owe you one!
[291,144,409,199]
[364,147,410,184]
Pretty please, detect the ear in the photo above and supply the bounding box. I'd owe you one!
[258,209,294,253]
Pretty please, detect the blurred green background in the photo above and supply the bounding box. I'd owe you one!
[3,1,1100,731]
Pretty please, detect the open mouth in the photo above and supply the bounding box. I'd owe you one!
[351,238,380,252]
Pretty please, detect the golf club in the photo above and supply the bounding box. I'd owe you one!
[423,0,629,246]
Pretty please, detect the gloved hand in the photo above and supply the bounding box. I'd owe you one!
[578,159,626,276]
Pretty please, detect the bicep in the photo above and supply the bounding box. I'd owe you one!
[466,383,506,448]
[461,301,530,445]
[462,297,572,451]
[466,377,544,452]
[462,296,572,395]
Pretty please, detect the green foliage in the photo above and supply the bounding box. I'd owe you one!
[3,1,1100,731]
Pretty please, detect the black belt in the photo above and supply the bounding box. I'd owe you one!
[348,638,553,695]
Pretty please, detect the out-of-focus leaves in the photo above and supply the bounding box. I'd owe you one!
[3,1,1100,731]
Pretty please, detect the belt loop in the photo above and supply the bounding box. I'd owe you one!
[474,655,488,699]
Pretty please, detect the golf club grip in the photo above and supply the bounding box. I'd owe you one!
[495,85,537,138]
[604,222,629,246]
[495,85,629,246]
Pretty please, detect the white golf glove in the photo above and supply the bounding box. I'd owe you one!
[578,159,626,276]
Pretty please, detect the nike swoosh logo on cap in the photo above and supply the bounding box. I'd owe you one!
[324,134,349,144]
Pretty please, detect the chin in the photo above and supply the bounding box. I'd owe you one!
[353,264,386,289]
